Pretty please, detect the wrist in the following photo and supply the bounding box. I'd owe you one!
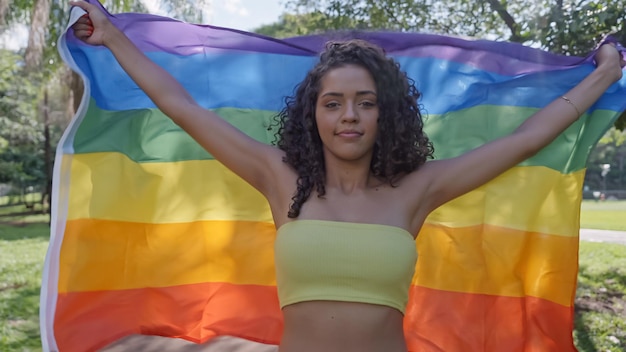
[102,22,123,47]
[595,60,623,84]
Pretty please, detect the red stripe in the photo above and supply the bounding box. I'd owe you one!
[404,286,576,351]
[55,284,576,351]
[54,283,283,351]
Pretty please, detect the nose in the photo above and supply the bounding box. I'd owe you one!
[341,102,358,123]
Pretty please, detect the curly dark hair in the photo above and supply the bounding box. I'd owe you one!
[276,39,434,218]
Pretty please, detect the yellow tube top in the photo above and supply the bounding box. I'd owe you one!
[274,220,417,314]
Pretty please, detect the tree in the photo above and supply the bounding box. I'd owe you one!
[282,0,626,52]
[255,12,331,38]
[154,0,211,23]
[0,50,43,189]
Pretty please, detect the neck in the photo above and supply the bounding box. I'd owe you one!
[324,157,377,195]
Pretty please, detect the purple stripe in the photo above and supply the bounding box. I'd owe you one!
[73,0,609,76]
[70,0,315,56]
[282,32,590,75]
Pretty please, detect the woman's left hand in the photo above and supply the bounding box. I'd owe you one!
[595,43,625,83]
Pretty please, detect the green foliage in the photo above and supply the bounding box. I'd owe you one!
[101,0,148,13]
[282,0,433,33]
[281,0,626,51]
[3,0,32,24]
[155,0,210,23]
[41,1,150,77]
[0,50,44,187]
[586,128,626,190]
[6,0,186,78]
[0,51,40,143]
[537,0,626,55]
[599,128,626,146]
[616,112,626,132]
[255,12,331,38]
[281,0,524,36]
[535,2,626,128]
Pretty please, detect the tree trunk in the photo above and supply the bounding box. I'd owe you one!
[0,0,10,28]
[484,0,521,42]
[24,0,50,70]
[42,89,52,220]
[70,70,84,113]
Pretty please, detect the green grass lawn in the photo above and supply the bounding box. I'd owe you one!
[1,221,625,351]
[580,200,626,231]
[575,241,626,352]
[0,223,48,352]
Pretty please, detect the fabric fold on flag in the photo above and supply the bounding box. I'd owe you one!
[41,0,626,351]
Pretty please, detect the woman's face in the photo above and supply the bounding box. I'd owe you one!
[315,64,379,164]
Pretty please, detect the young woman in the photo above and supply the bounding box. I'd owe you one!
[70,1,624,351]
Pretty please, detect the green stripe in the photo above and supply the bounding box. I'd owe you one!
[425,105,614,173]
[74,100,616,173]
[74,99,278,162]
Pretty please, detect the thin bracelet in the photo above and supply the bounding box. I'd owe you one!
[561,95,581,116]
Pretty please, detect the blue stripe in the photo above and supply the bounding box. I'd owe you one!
[71,44,626,114]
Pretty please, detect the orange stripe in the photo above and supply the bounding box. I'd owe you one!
[59,219,277,292]
[414,223,579,307]
[54,283,282,352]
[404,286,576,352]
[60,220,578,306]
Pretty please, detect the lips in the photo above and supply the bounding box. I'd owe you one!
[336,130,363,137]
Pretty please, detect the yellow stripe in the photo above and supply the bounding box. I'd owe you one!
[426,166,584,237]
[67,153,273,223]
[60,219,577,306]
[414,223,578,307]
[58,219,277,293]
[67,153,583,237]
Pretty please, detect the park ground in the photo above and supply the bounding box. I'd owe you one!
[1,200,625,351]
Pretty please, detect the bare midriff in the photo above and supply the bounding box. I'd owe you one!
[279,300,407,352]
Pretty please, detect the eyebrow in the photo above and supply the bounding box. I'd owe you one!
[320,90,377,98]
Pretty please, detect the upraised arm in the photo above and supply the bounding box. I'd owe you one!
[69,1,288,197]
[417,43,624,213]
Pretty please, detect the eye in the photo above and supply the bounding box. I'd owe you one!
[359,101,377,108]
[325,102,340,109]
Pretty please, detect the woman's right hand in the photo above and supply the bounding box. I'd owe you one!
[69,1,113,46]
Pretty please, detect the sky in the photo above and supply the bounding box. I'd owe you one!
[0,0,285,51]
[142,0,285,30]
[210,0,283,30]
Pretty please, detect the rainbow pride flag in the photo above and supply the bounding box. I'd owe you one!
[41,1,626,351]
